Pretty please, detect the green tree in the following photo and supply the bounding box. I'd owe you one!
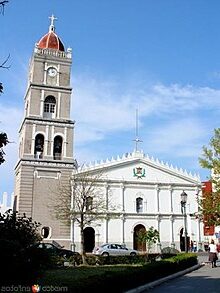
[0,210,43,284]
[0,132,8,164]
[199,128,220,225]
[0,209,42,248]
[137,226,160,253]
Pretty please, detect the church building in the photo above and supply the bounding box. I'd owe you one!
[14,16,204,253]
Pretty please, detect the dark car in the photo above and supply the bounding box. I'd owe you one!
[33,242,79,259]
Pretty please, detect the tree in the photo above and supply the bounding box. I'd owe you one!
[0,132,9,164]
[0,209,43,283]
[136,226,160,253]
[52,169,117,264]
[0,1,10,88]
[0,1,8,15]
[0,1,9,164]
[0,209,42,247]
[199,128,220,225]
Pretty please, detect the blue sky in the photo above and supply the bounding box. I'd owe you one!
[1,0,220,201]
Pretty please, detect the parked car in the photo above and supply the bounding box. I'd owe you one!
[32,242,80,259]
[93,243,138,256]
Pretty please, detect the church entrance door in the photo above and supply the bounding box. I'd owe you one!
[83,227,95,253]
[133,224,146,252]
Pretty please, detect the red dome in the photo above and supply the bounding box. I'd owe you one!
[38,30,65,52]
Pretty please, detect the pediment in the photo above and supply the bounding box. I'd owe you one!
[80,151,200,185]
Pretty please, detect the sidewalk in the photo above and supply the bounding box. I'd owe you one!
[125,252,220,293]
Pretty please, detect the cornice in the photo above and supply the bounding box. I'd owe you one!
[15,158,76,170]
[19,117,75,133]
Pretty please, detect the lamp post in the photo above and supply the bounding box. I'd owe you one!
[181,191,188,253]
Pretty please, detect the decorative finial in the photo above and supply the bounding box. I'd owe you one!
[49,14,57,32]
[133,108,143,152]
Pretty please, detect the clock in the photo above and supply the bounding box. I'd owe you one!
[47,67,57,77]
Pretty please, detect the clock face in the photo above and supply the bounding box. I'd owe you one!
[47,67,57,77]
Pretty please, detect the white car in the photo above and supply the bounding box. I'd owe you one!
[93,243,138,256]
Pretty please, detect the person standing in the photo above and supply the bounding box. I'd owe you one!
[208,239,218,268]
[193,241,197,252]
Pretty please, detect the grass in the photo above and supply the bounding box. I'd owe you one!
[35,265,139,290]
[32,253,198,293]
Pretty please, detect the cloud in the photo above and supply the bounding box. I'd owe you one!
[148,83,220,113]
[144,118,206,157]
[72,74,219,149]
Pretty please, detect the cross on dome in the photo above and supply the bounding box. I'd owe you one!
[49,14,57,32]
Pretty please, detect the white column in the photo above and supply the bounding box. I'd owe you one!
[155,185,160,213]
[50,125,54,156]
[43,62,47,85]
[187,214,192,239]
[31,124,36,155]
[197,218,202,243]
[57,92,61,119]
[57,64,60,86]
[156,215,161,252]
[169,215,175,247]
[64,127,67,158]
[120,183,125,212]
[169,186,173,213]
[40,90,45,116]
[120,215,126,245]
[156,214,161,235]
[45,125,49,156]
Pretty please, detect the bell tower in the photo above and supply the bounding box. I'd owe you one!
[14,16,75,247]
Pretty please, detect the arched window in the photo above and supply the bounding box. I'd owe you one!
[34,134,44,159]
[41,226,51,239]
[43,95,56,118]
[53,135,62,160]
[86,196,93,211]
[136,197,143,213]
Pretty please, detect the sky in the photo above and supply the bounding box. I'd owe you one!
[1,0,220,201]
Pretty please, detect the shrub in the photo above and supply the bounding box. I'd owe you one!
[36,253,198,292]
[160,246,180,259]
[69,253,160,266]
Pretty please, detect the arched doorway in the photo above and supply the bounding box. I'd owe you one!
[133,224,146,252]
[83,227,95,253]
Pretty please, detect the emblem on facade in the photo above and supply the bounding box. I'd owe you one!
[133,167,145,179]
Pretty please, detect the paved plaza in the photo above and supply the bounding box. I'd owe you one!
[144,252,220,293]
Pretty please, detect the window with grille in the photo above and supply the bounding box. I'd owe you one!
[136,197,143,213]
[43,96,56,118]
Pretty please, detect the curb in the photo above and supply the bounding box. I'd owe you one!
[124,263,203,293]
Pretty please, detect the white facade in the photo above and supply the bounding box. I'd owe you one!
[72,150,203,252]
